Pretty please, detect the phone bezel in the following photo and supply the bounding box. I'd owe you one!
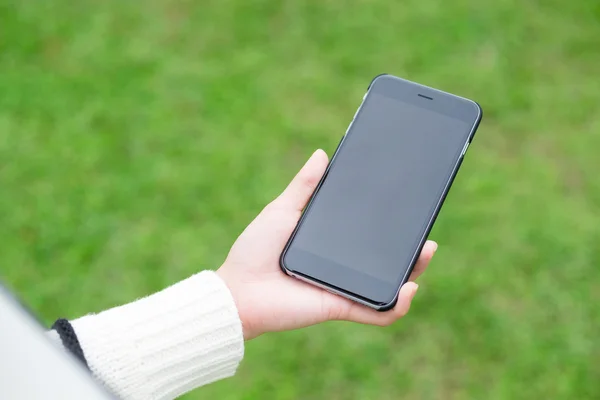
[280,74,483,311]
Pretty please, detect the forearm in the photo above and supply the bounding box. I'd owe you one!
[48,271,244,400]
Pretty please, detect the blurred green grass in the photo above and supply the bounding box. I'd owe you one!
[1,1,599,399]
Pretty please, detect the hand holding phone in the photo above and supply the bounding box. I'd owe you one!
[217,149,437,340]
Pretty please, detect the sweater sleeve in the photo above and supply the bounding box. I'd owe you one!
[61,270,244,400]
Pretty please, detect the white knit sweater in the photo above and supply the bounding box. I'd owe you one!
[49,271,244,399]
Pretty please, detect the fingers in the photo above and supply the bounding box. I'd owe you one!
[275,149,329,212]
[329,241,436,325]
[342,282,420,326]
[409,240,437,281]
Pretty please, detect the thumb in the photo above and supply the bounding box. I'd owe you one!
[276,149,329,212]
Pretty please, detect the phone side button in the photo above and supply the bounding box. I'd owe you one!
[460,142,469,157]
[345,120,354,135]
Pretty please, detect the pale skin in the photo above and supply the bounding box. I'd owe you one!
[217,149,438,340]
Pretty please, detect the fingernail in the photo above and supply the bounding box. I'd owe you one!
[306,149,321,163]
[313,149,326,159]
[432,242,438,253]
[302,150,319,167]
[413,283,419,296]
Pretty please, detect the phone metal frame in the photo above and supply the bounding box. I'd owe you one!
[280,74,483,311]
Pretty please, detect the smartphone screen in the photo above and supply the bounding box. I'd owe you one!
[282,75,481,308]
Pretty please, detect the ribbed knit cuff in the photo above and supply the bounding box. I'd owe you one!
[71,270,244,400]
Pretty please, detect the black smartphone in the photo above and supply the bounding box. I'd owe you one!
[280,74,482,311]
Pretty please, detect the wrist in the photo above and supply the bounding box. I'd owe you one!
[216,267,260,341]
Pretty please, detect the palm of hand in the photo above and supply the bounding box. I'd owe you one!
[217,150,436,340]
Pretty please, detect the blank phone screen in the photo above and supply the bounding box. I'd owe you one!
[284,83,476,302]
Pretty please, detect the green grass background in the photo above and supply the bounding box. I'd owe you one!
[1,1,599,399]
